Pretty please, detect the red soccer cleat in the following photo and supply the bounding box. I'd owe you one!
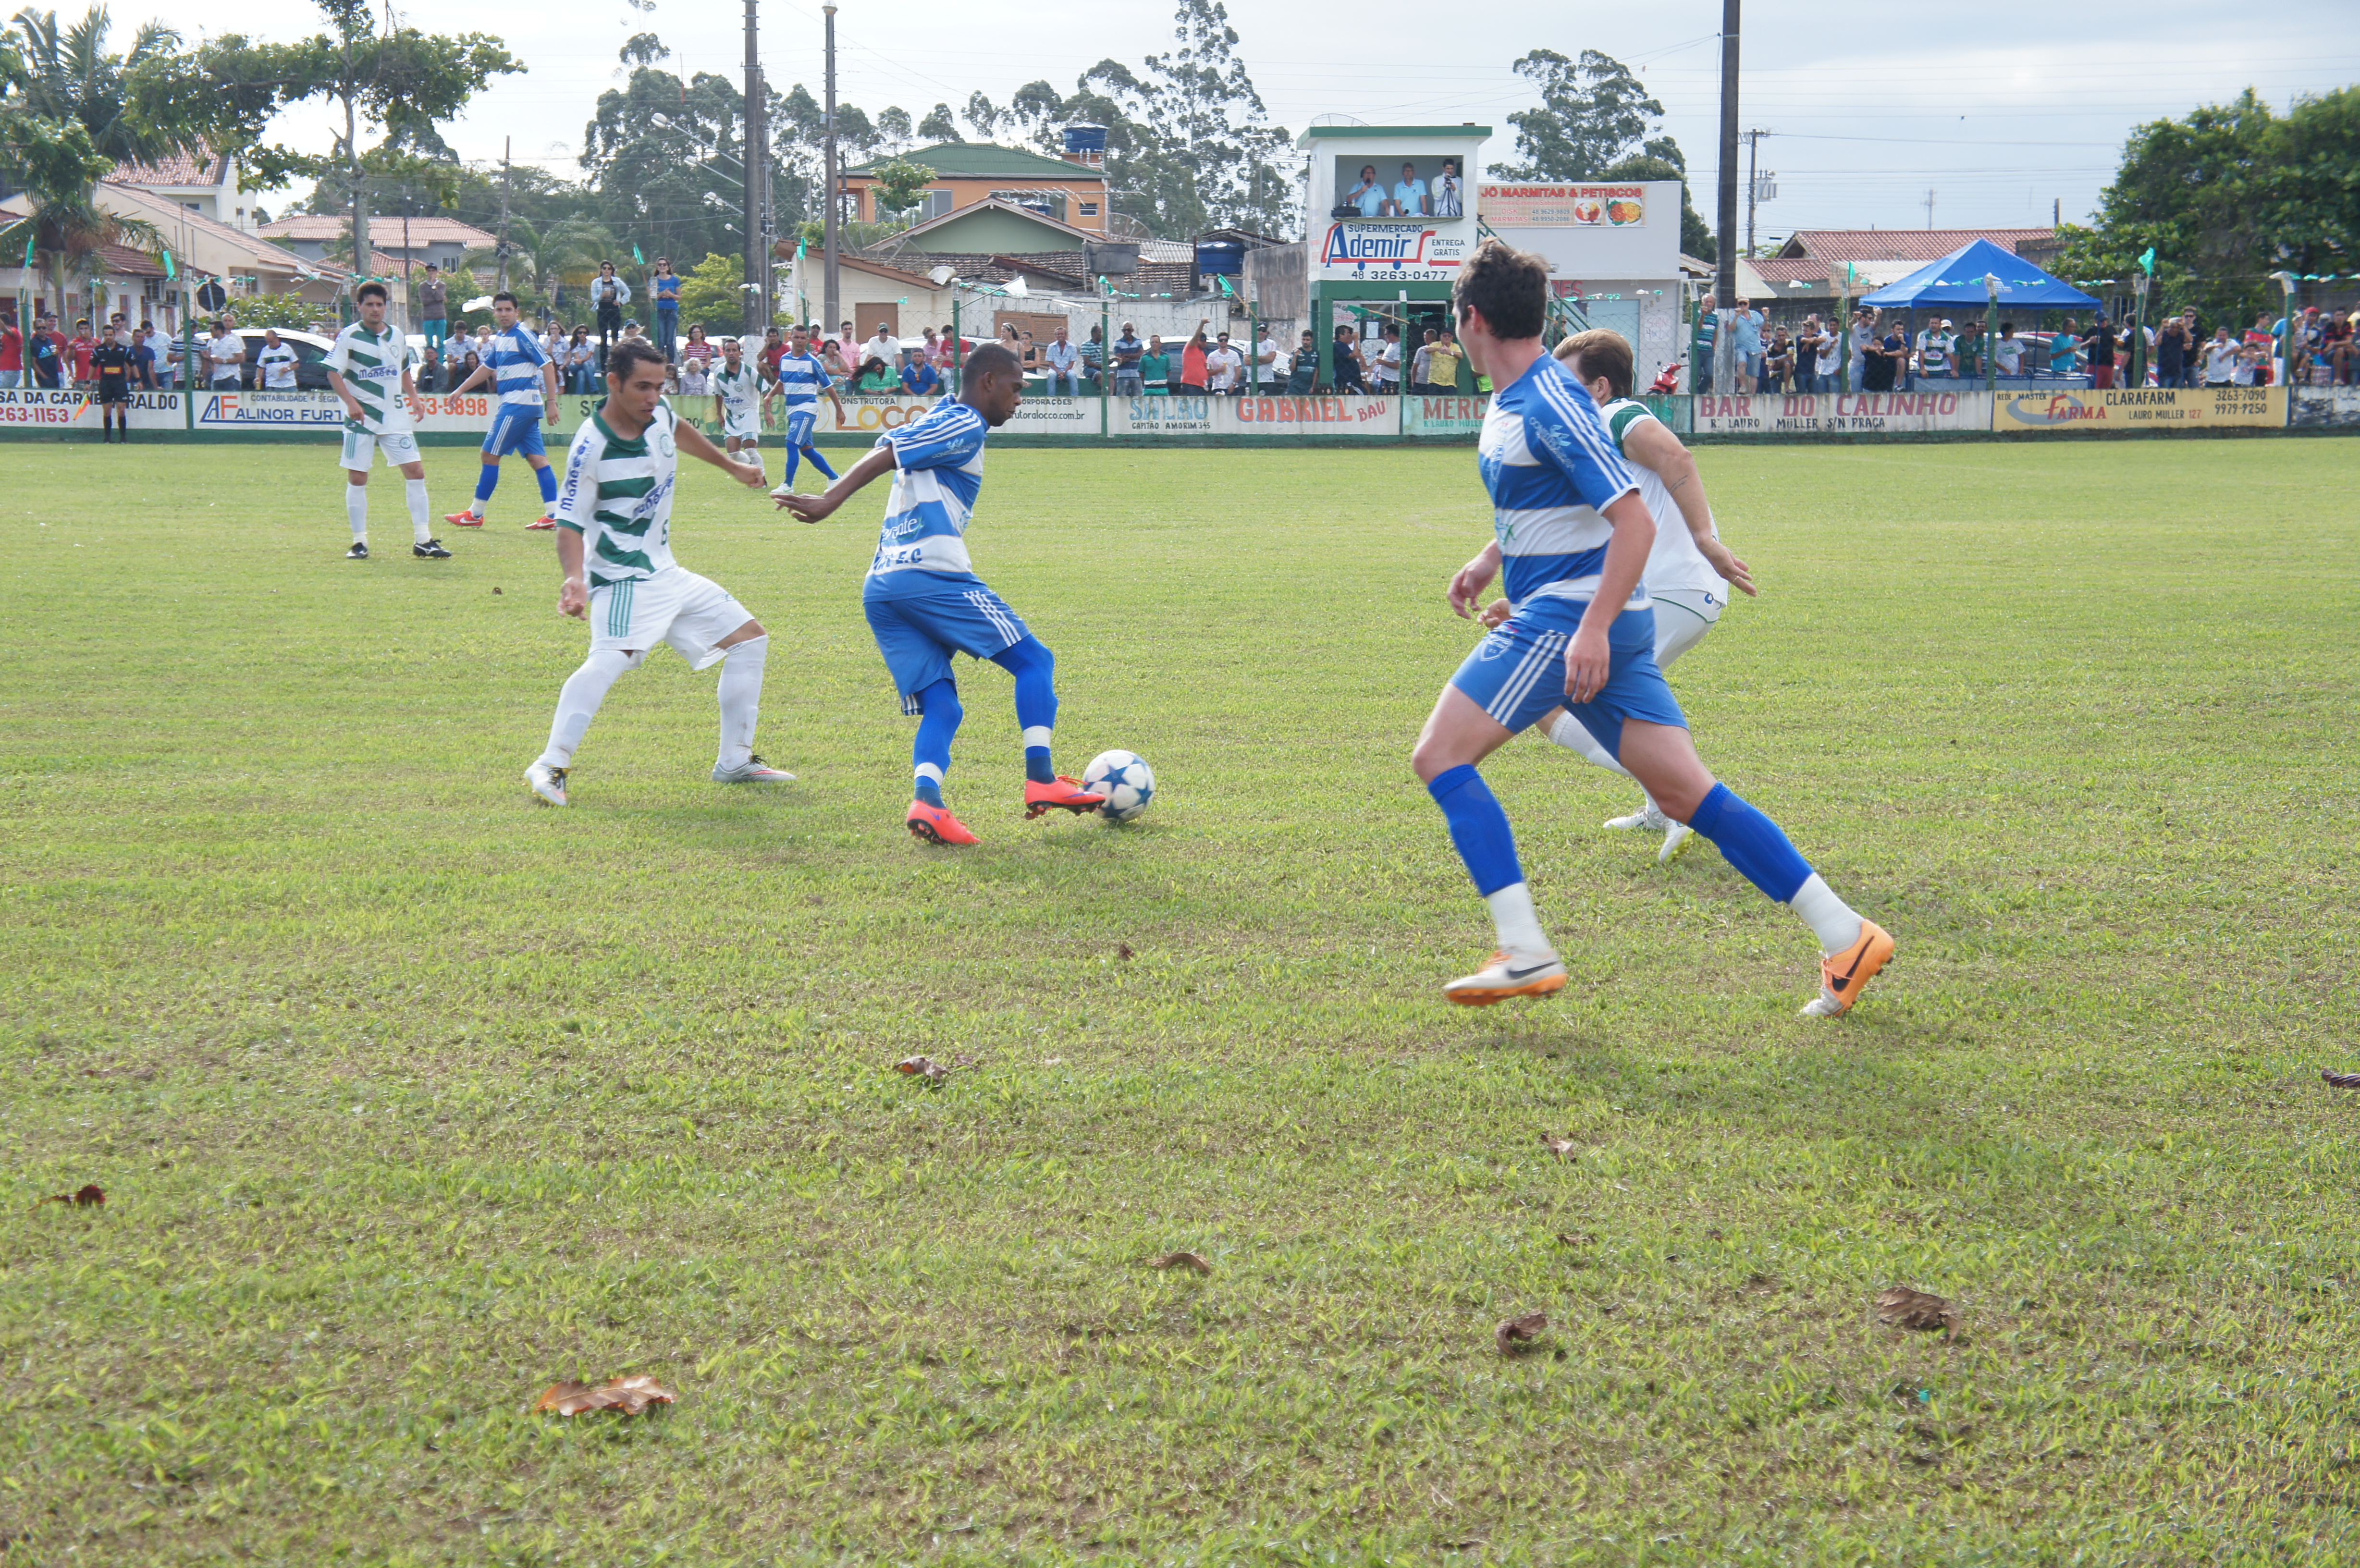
[525,516,557,530]
[1023,775,1106,819]
[906,799,980,845]
[444,509,485,527]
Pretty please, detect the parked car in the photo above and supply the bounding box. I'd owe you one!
[226,327,339,392]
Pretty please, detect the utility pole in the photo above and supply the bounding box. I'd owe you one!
[1713,0,1739,308]
[1924,188,1936,230]
[1744,128,1769,261]
[495,137,514,295]
[743,0,765,335]
[823,3,841,340]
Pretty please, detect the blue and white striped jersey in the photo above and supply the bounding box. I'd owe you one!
[485,323,551,408]
[1479,355,1643,609]
[773,349,834,409]
[863,398,988,600]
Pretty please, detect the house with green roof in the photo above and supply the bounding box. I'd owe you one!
[841,142,1109,233]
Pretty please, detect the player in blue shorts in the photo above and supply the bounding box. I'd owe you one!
[773,343,1104,844]
[444,291,562,530]
[765,323,846,493]
[1414,243,1894,1017]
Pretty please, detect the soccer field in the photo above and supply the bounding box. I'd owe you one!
[5,434,2358,1565]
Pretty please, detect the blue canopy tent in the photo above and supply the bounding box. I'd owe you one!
[1860,238,2103,389]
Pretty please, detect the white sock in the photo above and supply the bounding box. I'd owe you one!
[345,485,368,541]
[1790,873,1865,956]
[1544,710,1634,780]
[405,478,431,544]
[715,635,768,770]
[1484,882,1554,962]
[538,649,637,768]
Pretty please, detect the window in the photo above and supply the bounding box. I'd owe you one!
[1079,203,1100,218]
[920,189,956,222]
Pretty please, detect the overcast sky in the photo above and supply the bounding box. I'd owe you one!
[197,0,2356,241]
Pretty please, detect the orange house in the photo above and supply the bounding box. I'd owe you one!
[841,142,1109,233]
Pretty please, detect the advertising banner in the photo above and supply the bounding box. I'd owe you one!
[0,387,185,429]
[1109,394,1400,438]
[1313,220,1474,283]
[1477,184,1647,228]
[1991,385,2286,433]
[1693,390,1991,436]
[1110,396,1218,437]
[1403,392,1691,438]
[2290,386,2360,429]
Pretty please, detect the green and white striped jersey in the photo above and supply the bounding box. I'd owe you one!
[325,323,417,434]
[555,401,681,588]
[712,360,763,413]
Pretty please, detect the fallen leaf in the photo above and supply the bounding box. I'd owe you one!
[894,1055,948,1082]
[1151,1250,1212,1274]
[1115,943,1134,960]
[1553,1231,1592,1248]
[2323,1071,2360,1089]
[32,1184,105,1210]
[1541,1135,1578,1160]
[1495,1310,1548,1354]
[952,1053,979,1069]
[534,1374,676,1417]
[492,586,503,595]
[1874,1286,1961,1332]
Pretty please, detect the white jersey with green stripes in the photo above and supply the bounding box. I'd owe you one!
[325,323,417,435]
[554,400,681,588]
[711,360,763,413]
[1598,397,1723,599]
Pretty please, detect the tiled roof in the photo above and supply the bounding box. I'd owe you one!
[110,148,229,187]
[847,141,1102,181]
[95,242,166,278]
[1779,228,2055,263]
[260,214,496,246]
[99,182,349,278]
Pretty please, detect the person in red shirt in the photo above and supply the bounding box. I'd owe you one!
[1177,318,1210,395]
[68,319,98,389]
[0,317,21,388]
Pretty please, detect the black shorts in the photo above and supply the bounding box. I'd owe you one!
[98,380,130,404]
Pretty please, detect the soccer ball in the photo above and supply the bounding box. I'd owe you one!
[1083,749,1155,823]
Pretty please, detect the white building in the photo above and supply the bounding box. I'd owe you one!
[109,148,260,234]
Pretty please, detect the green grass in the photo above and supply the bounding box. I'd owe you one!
[3,434,2359,1567]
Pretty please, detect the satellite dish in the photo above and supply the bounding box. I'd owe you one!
[928,264,954,286]
[1005,274,1030,298]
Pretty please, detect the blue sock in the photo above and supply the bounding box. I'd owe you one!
[473,463,498,507]
[1687,782,1813,903]
[535,462,557,506]
[802,446,838,480]
[912,678,961,805]
[1426,763,1523,897]
[990,635,1058,783]
[783,444,801,488]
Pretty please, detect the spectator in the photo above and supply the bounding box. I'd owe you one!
[919,326,940,366]
[1392,161,1429,218]
[650,256,681,361]
[1205,330,1244,394]
[1080,324,1105,392]
[0,313,20,388]
[1760,326,1792,393]
[253,328,297,391]
[823,334,853,382]
[1017,330,1041,384]
[1990,321,2024,379]
[1788,315,1821,393]
[1043,324,1080,394]
[1370,323,1403,392]
[1914,318,1955,381]
[416,264,448,354]
[414,342,441,393]
[1692,292,1717,392]
[1178,321,1210,395]
[565,327,595,392]
[681,322,715,380]
[106,312,130,349]
[860,320,898,371]
[153,325,180,388]
[1427,326,1465,395]
[1409,326,1438,393]
[2242,313,2277,385]
[68,318,97,388]
[1346,164,1387,217]
[1253,321,1280,392]
[1112,321,1145,396]
[2231,335,2263,387]
[1862,319,1903,392]
[852,355,894,393]
[1954,317,1986,381]
[2082,314,2118,390]
[203,316,243,389]
[2155,313,2190,389]
[28,316,62,388]
[2200,325,2239,386]
[1139,334,1171,394]
[128,326,157,389]
[2047,317,2082,380]
[2323,307,2355,385]
[589,261,631,369]
[929,328,958,375]
[456,349,482,389]
[1434,159,1463,218]
[1330,324,1367,392]
[1729,297,1765,392]
[760,325,788,382]
[1285,329,1318,394]
[900,347,942,398]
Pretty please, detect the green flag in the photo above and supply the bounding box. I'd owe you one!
[2138,246,2156,275]
[632,243,645,266]
[20,232,33,267]
[162,248,176,281]
[796,235,807,260]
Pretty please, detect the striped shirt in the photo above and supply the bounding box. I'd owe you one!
[1479,355,1642,609]
[325,323,417,434]
[863,398,988,600]
[711,361,763,414]
[773,349,834,409]
[485,323,551,408]
[1597,398,1722,598]
[555,402,680,588]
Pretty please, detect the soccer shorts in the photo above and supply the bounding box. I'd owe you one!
[863,581,1031,713]
[1648,586,1724,671]
[340,424,423,471]
[722,406,761,442]
[98,381,129,404]
[784,408,818,448]
[588,567,756,671]
[1450,594,1684,762]
[484,404,548,459]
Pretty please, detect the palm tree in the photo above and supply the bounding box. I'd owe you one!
[457,217,617,319]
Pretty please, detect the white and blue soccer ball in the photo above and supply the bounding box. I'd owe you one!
[1083,749,1155,823]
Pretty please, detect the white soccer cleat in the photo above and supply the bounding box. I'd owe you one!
[1659,821,1696,863]
[1442,950,1568,1006]
[1604,803,1672,833]
[712,755,796,784]
[525,762,569,807]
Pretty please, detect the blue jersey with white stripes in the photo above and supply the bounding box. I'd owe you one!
[863,397,989,600]
[1478,355,1644,609]
[485,323,551,409]
[773,350,834,409]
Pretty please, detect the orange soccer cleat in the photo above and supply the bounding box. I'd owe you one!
[1023,775,1106,819]
[525,516,558,531]
[444,509,485,527]
[1442,951,1568,1006]
[1803,919,1895,1017]
[906,799,980,845]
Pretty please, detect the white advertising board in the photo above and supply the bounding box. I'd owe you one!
[1691,390,1993,436]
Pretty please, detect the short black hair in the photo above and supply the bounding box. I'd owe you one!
[606,338,668,383]
[492,290,517,307]
[963,342,1020,381]
[1453,240,1548,340]
[355,281,389,304]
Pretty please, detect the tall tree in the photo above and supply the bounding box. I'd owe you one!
[580,61,754,270]
[916,102,959,143]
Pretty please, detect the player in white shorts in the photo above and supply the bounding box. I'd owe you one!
[710,336,768,479]
[523,339,791,806]
[1487,327,1757,861]
[325,280,446,560]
